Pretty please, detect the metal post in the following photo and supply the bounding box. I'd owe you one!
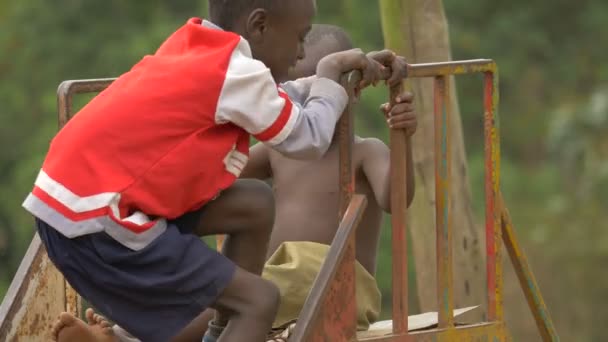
[338,72,358,218]
[390,82,409,334]
[484,69,502,321]
[434,76,454,328]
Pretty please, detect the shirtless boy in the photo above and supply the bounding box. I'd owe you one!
[22,2,395,341]
[241,25,417,331]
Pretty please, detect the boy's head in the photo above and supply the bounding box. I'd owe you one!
[209,0,316,83]
[288,24,353,80]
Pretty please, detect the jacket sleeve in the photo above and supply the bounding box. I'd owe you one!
[215,40,348,159]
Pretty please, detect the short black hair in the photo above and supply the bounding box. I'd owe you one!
[208,0,281,30]
[306,24,353,52]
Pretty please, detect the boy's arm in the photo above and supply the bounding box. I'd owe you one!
[279,48,394,105]
[280,76,317,105]
[215,44,383,160]
[214,43,347,160]
[240,143,272,180]
[361,138,415,214]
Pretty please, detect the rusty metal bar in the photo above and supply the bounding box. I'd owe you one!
[484,70,502,321]
[290,70,362,341]
[57,78,115,125]
[500,194,559,341]
[290,194,367,342]
[338,71,361,217]
[56,81,116,318]
[434,76,454,328]
[407,59,495,78]
[389,81,409,334]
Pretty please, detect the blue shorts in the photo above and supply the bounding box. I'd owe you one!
[36,214,236,342]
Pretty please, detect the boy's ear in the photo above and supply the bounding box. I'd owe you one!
[245,9,268,42]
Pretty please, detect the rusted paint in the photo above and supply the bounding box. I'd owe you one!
[358,322,509,342]
[491,70,504,323]
[407,60,495,78]
[338,71,361,218]
[433,76,454,329]
[389,81,410,335]
[65,282,82,318]
[483,70,502,322]
[500,194,559,341]
[0,235,66,341]
[289,195,367,342]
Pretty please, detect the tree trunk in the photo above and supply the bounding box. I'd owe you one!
[379,0,486,320]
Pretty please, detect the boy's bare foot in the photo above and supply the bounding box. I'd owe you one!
[52,308,118,342]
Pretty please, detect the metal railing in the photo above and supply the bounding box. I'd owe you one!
[49,59,559,341]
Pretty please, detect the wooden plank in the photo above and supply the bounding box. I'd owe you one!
[358,321,509,342]
[433,76,453,328]
[289,195,367,342]
[500,194,559,341]
[0,235,66,342]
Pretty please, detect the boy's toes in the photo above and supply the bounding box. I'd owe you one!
[51,312,78,341]
[85,308,96,325]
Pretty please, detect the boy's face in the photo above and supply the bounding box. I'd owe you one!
[247,0,316,83]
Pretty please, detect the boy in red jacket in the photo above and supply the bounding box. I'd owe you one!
[23,1,405,342]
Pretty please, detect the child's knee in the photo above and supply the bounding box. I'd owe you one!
[240,180,275,229]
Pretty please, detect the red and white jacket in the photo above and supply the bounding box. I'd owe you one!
[23,18,348,250]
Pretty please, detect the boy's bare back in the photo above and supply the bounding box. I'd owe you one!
[249,136,391,275]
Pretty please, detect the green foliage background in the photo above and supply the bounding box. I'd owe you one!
[1,1,606,340]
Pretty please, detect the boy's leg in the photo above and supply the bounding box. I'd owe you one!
[199,267,279,342]
[172,179,277,341]
[38,179,277,342]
